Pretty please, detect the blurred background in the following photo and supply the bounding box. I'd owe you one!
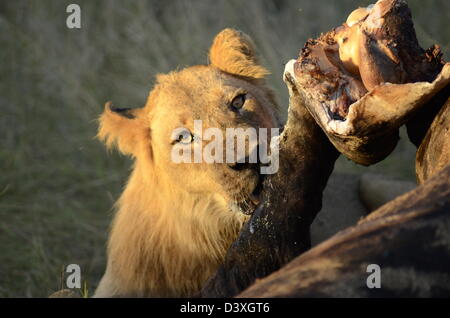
[0,0,449,297]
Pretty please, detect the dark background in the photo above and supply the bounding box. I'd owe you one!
[0,0,449,297]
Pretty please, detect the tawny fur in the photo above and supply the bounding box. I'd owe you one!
[94,29,279,297]
[209,29,270,79]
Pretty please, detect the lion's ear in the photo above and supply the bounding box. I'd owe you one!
[209,28,269,79]
[97,102,148,157]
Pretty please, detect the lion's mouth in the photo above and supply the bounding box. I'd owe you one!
[230,172,265,216]
[226,142,272,215]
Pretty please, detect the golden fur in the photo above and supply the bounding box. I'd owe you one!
[94,29,279,297]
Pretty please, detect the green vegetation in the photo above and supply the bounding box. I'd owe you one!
[0,0,448,297]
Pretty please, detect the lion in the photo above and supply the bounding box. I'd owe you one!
[94,29,280,297]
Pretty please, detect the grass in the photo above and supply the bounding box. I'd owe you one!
[0,0,449,297]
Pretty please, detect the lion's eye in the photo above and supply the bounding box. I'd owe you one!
[176,130,194,144]
[230,94,247,111]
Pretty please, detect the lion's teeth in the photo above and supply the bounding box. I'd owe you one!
[249,194,261,206]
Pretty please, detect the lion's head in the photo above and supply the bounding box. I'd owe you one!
[95,29,280,297]
[99,29,279,217]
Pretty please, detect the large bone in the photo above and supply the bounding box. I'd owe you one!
[286,0,449,166]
